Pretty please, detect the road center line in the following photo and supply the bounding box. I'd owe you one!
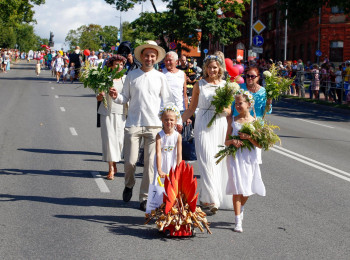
[55,95,59,99]
[91,172,110,193]
[271,147,350,183]
[60,107,66,112]
[295,118,334,129]
[69,127,78,136]
[51,87,54,90]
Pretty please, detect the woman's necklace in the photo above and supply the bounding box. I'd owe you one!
[248,84,260,93]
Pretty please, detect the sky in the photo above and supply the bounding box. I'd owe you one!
[33,0,167,50]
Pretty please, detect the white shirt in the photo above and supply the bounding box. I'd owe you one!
[115,68,175,127]
[163,68,186,111]
[88,55,98,65]
[94,59,104,66]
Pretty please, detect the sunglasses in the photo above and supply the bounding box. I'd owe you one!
[246,74,258,79]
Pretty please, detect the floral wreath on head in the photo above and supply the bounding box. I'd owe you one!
[158,104,181,121]
[235,88,255,106]
[203,55,223,66]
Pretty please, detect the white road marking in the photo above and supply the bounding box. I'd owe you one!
[51,87,54,90]
[272,146,350,183]
[69,127,78,136]
[91,172,110,193]
[295,118,334,129]
[60,107,65,112]
[55,95,59,99]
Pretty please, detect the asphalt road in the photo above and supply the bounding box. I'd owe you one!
[1,61,349,260]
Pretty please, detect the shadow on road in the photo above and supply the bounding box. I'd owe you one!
[55,214,170,240]
[0,193,139,209]
[273,99,350,122]
[0,168,95,178]
[18,148,102,156]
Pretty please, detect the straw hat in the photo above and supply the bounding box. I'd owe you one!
[134,40,166,64]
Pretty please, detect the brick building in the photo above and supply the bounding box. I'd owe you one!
[223,1,350,63]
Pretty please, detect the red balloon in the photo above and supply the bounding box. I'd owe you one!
[225,58,233,68]
[227,65,240,78]
[83,49,90,56]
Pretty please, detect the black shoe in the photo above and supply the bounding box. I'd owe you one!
[122,187,133,202]
[139,200,147,212]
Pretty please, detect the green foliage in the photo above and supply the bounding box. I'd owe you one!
[279,0,350,27]
[125,0,249,59]
[207,78,240,128]
[264,64,294,101]
[65,24,120,51]
[0,0,45,48]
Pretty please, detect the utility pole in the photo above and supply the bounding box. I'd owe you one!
[249,0,254,48]
[284,8,288,61]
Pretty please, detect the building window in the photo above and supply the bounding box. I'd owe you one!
[331,6,344,14]
[329,41,343,62]
[293,45,297,60]
[267,12,273,30]
[307,42,311,62]
[299,44,304,60]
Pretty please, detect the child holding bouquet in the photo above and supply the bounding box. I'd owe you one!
[146,105,182,212]
[225,91,266,233]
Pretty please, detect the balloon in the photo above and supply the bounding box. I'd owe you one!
[235,76,245,84]
[83,49,90,56]
[225,58,233,68]
[227,65,239,78]
[235,64,244,75]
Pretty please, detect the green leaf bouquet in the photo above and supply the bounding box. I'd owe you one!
[214,119,280,164]
[263,63,294,118]
[80,62,126,109]
[207,78,240,128]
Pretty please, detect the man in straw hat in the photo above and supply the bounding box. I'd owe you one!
[109,40,176,211]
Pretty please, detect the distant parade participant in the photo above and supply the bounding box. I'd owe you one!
[54,52,64,83]
[69,46,82,80]
[35,60,41,76]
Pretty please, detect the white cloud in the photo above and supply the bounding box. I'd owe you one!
[33,0,167,50]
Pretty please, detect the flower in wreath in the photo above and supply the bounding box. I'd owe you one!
[158,104,181,121]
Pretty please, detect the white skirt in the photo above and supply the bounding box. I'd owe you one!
[100,113,126,162]
[194,109,233,209]
[226,148,266,197]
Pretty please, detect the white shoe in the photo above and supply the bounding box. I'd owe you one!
[234,215,243,233]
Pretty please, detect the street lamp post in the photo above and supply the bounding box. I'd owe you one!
[116,12,122,43]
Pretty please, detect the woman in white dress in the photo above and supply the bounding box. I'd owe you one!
[96,55,127,180]
[182,55,232,214]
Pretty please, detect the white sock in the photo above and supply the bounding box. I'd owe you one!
[241,205,244,213]
[235,215,241,224]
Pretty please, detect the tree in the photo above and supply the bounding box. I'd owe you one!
[100,25,119,51]
[104,0,158,12]
[279,0,350,27]
[124,0,249,60]
[0,0,45,48]
[65,24,104,51]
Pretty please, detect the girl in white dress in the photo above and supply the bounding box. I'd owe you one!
[155,105,182,179]
[182,55,232,214]
[96,55,127,180]
[225,92,266,233]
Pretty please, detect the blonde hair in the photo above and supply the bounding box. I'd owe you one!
[202,58,224,79]
[214,51,226,71]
